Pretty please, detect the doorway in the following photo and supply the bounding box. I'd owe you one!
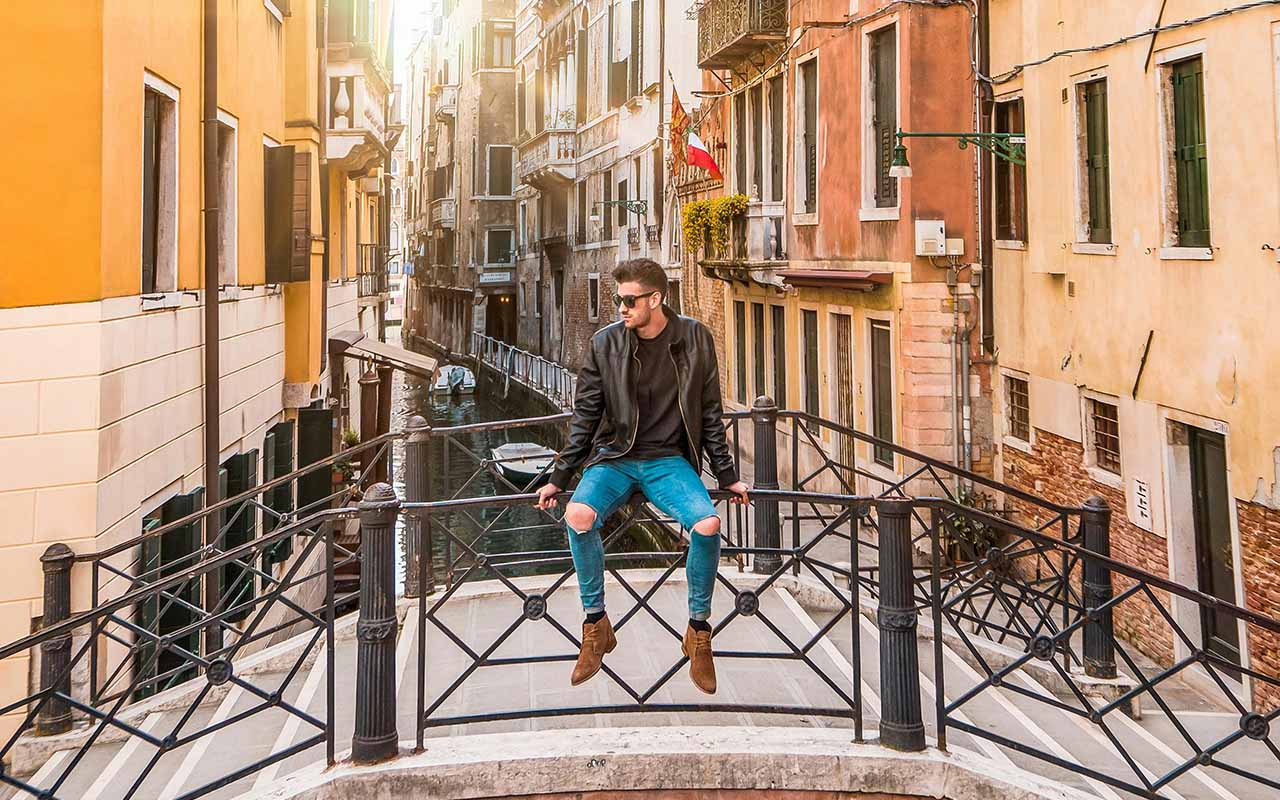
[485,293,517,344]
[1189,427,1242,674]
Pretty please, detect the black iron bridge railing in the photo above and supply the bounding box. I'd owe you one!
[3,403,1278,799]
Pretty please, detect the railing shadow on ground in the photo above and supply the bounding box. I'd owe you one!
[1,402,1278,799]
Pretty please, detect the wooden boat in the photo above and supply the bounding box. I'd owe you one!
[491,442,556,487]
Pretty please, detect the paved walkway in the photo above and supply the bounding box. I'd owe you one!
[7,569,1276,800]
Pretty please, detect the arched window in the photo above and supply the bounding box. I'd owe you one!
[390,223,401,249]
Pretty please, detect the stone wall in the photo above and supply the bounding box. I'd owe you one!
[1002,428,1175,667]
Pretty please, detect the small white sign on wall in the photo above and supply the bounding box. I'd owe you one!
[1131,477,1154,532]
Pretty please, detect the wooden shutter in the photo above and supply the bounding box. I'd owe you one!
[734,301,747,403]
[610,59,628,108]
[604,171,613,239]
[576,29,588,124]
[833,315,854,475]
[803,310,819,423]
[264,145,295,283]
[871,322,894,467]
[297,407,335,515]
[751,303,765,400]
[630,0,642,97]
[802,60,817,213]
[771,305,786,405]
[142,91,160,294]
[535,67,545,133]
[769,76,784,202]
[290,150,312,282]
[1173,58,1209,247]
[734,93,747,194]
[489,146,513,196]
[577,181,588,242]
[872,27,898,208]
[1085,81,1111,244]
[262,431,278,534]
[652,147,663,227]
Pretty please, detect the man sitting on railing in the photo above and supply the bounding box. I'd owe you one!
[535,258,750,695]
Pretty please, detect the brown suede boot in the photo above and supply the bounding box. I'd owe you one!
[570,615,617,686]
[682,624,717,695]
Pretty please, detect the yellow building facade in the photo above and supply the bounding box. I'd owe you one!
[989,0,1280,710]
[0,0,394,737]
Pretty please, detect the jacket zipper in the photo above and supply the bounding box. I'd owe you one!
[670,346,698,471]
[596,344,642,465]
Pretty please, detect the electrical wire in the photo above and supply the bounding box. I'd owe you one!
[991,0,1280,83]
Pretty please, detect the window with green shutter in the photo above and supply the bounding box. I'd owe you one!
[771,305,786,406]
[870,321,894,468]
[802,309,820,431]
[734,301,747,404]
[801,58,818,213]
[1083,79,1111,244]
[752,302,766,401]
[134,490,202,700]
[1172,57,1209,247]
[870,25,898,208]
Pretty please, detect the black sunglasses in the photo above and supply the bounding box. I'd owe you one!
[613,291,658,309]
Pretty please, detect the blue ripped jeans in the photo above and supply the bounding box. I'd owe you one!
[565,456,721,621]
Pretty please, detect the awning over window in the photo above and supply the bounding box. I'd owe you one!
[777,269,893,292]
[329,331,438,380]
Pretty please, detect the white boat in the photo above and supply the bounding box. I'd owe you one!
[491,442,557,487]
[432,365,476,396]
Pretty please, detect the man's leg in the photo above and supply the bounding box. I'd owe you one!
[639,457,721,694]
[563,462,633,685]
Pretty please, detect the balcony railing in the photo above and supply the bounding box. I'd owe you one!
[357,243,388,298]
[696,0,788,69]
[517,127,576,190]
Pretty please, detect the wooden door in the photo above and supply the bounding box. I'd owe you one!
[1190,428,1241,673]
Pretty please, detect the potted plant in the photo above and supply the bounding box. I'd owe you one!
[681,194,749,259]
[944,486,1001,565]
[333,428,361,487]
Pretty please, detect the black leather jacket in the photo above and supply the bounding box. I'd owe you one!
[549,308,740,489]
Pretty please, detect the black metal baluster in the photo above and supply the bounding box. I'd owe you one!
[929,507,947,751]
[1082,496,1117,679]
[36,543,75,736]
[352,483,401,764]
[876,499,925,751]
[752,397,781,574]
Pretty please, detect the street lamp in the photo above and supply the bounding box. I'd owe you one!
[595,199,649,217]
[891,129,1027,179]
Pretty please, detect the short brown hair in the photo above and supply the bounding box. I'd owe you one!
[611,258,669,301]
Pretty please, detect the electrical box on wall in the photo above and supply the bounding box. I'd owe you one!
[915,220,946,256]
[946,238,965,257]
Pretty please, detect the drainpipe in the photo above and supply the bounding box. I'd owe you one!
[201,0,222,649]
[319,1,330,380]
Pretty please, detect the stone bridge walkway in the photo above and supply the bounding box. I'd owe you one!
[8,569,1276,800]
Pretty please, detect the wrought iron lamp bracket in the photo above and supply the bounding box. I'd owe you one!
[896,130,1027,166]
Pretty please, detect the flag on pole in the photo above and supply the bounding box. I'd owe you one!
[686,131,723,182]
[670,86,690,170]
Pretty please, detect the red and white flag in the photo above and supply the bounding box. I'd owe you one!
[686,130,722,182]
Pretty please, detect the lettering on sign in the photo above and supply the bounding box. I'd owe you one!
[479,271,513,285]
[1132,477,1153,532]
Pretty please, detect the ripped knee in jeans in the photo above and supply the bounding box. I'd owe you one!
[691,516,721,537]
[565,502,598,533]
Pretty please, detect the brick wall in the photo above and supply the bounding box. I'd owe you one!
[1002,429,1174,667]
[1235,500,1280,712]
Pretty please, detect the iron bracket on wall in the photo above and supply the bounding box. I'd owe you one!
[896,130,1027,166]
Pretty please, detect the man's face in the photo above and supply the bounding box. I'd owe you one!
[616,280,662,329]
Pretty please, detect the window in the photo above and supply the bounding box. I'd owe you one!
[482,21,514,69]
[750,84,763,198]
[486,229,514,264]
[221,450,259,623]
[587,273,600,322]
[869,24,898,209]
[262,420,295,565]
[216,119,237,286]
[668,279,682,314]
[576,181,588,243]
[734,300,747,404]
[1006,375,1030,442]
[1088,397,1122,475]
[769,305,787,405]
[1171,57,1209,247]
[264,144,311,284]
[617,178,628,228]
[519,280,526,316]
[734,92,748,195]
[535,278,543,317]
[802,309,820,425]
[1080,79,1111,244]
[576,28,588,125]
[752,302,766,400]
[769,75,784,202]
[798,57,818,215]
[518,202,527,253]
[995,99,1027,241]
[487,145,514,196]
[142,82,178,294]
[870,320,894,467]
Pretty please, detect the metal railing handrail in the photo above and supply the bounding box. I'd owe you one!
[84,432,401,562]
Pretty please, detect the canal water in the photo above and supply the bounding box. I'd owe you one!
[388,363,570,594]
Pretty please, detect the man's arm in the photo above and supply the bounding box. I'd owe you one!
[697,326,740,488]
[548,337,605,489]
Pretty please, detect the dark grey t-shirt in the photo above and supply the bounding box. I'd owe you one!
[629,321,687,461]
